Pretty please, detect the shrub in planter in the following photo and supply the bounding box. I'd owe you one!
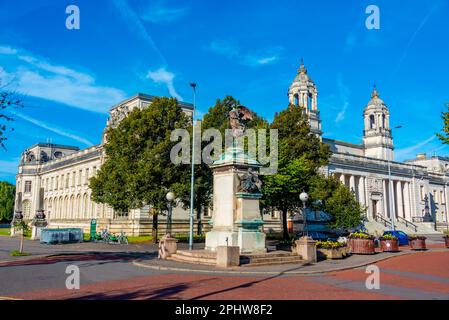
[348,232,375,255]
[316,240,350,259]
[379,234,399,252]
[408,235,427,250]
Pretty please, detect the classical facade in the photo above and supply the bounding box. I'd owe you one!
[14,64,448,235]
[289,62,448,234]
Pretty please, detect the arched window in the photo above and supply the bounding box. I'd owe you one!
[369,114,375,129]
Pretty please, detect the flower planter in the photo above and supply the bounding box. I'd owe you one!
[349,238,375,255]
[409,238,426,250]
[317,246,350,260]
[380,239,399,252]
[443,237,449,248]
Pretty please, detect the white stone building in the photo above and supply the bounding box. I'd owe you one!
[14,65,448,235]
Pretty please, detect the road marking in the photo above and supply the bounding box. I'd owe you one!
[0,296,23,300]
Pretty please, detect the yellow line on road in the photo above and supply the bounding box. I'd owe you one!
[0,296,23,300]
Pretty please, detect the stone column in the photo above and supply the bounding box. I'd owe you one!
[358,177,366,207]
[340,174,345,185]
[403,182,411,220]
[383,179,389,218]
[349,175,356,195]
[396,181,404,218]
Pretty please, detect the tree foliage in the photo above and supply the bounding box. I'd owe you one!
[437,103,449,144]
[309,175,365,230]
[0,89,23,150]
[262,105,331,240]
[0,181,15,222]
[89,97,192,240]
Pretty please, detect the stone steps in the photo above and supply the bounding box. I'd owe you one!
[240,251,303,266]
[167,250,217,266]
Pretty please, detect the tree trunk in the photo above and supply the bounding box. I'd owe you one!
[196,206,202,236]
[152,213,158,244]
[19,232,24,254]
[281,208,289,241]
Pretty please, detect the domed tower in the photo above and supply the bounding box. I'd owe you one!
[288,60,322,136]
[363,86,394,161]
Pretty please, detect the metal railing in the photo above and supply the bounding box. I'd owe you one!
[375,214,392,228]
[397,216,418,232]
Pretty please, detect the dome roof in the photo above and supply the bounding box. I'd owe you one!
[366,86,386,108]
[289,60,315,91]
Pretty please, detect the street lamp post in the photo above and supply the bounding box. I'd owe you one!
[166,191,175,236]
[189,83,197,250]
[388,125,402,231]
[300,191,309,237]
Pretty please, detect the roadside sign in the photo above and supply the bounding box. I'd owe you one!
[90,219,97,241]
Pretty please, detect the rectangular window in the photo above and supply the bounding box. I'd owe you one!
[66,174,69,189]
[24,181,32,193]
[60,175,63,190]
[78,170,82,186]
[51,177,54,191]
[85,168,90,185]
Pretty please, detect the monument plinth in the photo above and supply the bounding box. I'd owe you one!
[205,146,266,254]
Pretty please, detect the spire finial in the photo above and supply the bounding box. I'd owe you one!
[371,84,379,98]
[298,58,307,74]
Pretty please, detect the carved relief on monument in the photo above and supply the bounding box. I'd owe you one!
[367,176,382,193]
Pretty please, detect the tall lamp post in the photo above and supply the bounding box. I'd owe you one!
[189,83,197,250]
[388,125,402,231]
[300,191,309,237]
[166,191,175,236]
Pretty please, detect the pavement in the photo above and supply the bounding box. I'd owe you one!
[1,234,449,300]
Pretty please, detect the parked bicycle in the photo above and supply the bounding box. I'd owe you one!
[94,229,128,245]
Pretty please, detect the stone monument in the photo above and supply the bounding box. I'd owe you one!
[205,105,266,254]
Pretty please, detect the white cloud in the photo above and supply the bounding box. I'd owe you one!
[0,46,17,55]
[0,45,127,113]
[141,2,187,24]
[395,135,437,161]
[10,110,94,147]
[0,158,20,174]
[112,0,166,64]
[206,39,281,67]
[146,67,183,101]
[335,73,350,124]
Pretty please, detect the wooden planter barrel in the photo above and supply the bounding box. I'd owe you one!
[349,238,375,255]
[444,237,449,248]
[380,239,399,252]
[409,238,426,250]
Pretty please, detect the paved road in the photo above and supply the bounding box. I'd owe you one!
[1,243,449,300]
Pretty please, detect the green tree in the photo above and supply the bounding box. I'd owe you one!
[89,97,192,242]
[0,181,15,222]
[262,105,331,240]
[0,88,23,150]
[309,174,364,230]
[437,103,449,144]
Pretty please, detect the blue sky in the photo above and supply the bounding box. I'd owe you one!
[1,0,449,184]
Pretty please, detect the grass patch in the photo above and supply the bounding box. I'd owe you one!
[10,250,31,257]
[127,235,153,244]
[0,228,10,236]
